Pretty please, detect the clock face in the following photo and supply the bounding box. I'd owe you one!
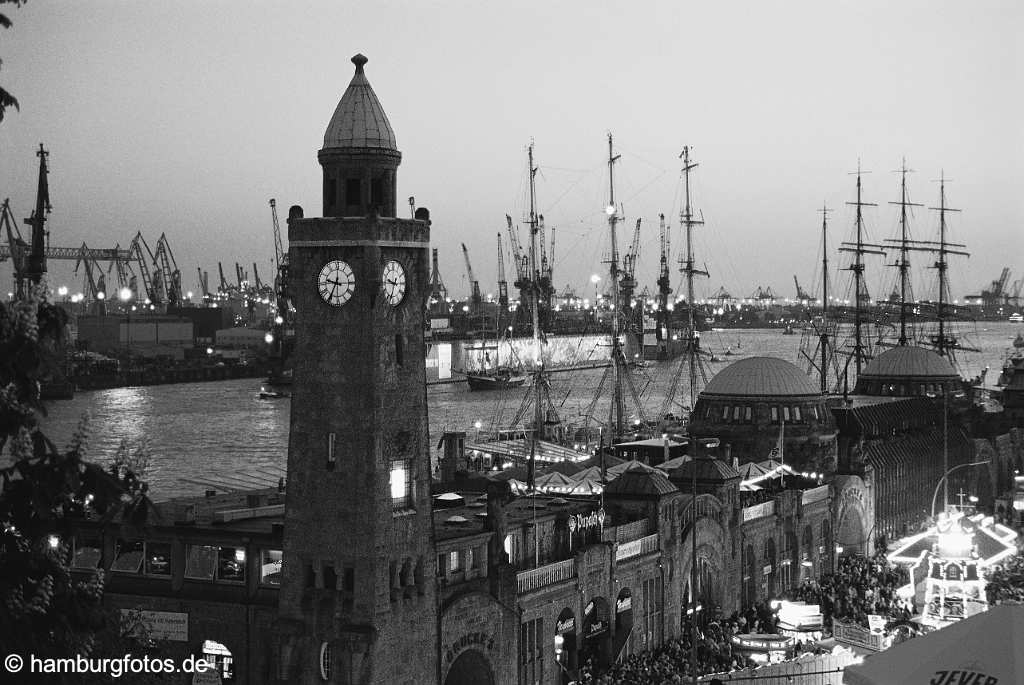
[318,260,355,306]
[382,260,406,306]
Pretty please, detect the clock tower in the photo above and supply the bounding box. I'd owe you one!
[276,54,438,685]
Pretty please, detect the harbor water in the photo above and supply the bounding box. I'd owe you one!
[39,323,1022,499]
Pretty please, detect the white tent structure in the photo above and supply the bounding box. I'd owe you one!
[843,603,1024,684]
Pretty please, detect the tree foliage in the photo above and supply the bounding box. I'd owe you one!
[0,0,24,123]
[0,285,164,680]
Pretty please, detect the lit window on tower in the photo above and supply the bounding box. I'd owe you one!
[390,460,411,509]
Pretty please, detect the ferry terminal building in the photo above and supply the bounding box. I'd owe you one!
[65,55,1024,684]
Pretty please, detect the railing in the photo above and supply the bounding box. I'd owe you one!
[801,485,829,505]
[616,533,659,562]
[603,518,650,543]
[516,558,577,594]
[741,500,775,522]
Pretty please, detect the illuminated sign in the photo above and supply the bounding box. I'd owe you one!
[616,596,632,613]
[556,617,575,634]
[568,508,606,533]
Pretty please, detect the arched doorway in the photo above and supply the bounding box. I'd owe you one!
[836,505,867,557]
[581,597,611,670]
[444,648,495,685]
[554,608,578,684]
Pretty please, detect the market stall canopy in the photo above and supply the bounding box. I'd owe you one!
[607,460,660,478]
[843,603,1024,685]
[466,439,587,465]
[534,471,577,493]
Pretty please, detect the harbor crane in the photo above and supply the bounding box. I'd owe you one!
[428,248,448,312]
[496,232,508,309]
[217,262,229,294]
[505,214,529,292]
[1,147,131,297]
[460,242,482,309]
[967,267,1012,307]
[73,243,107,315]
[655,213,673,353]
[197,267,210,301]
[153,233,181,307]
[620,217,642,320]
[793,275,811,301]
[127,232,160,305]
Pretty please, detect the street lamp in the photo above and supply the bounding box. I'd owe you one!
[931,461,991,520]
[689,437,720,685]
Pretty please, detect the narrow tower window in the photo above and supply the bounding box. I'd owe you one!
[326,432,336,470]
[390,460,411,509]
[345,178,361,206]
[395,334,404,366]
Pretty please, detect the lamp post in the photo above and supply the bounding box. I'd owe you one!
[931,461,991,520]
[689,437,719,685]
[927,389,966,513]
[119,288,132,353]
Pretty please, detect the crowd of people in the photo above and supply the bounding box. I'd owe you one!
[786,552,911,629]
[985,551,1024,604]
[577,554,909,684]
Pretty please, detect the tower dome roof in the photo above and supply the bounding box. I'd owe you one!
[701,357,818,398]
[858,346,958,379]
[323,54,398,151]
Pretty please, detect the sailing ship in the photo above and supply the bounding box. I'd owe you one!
[464,334,527,391]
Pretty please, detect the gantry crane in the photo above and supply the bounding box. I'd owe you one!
[197,267,210,301]
[218,262,229,294]
[461,242,482,309]
[153,233,181,307]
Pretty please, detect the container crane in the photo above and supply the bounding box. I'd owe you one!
[461,242,482,309]
[269,198,285,272]
[253,262,263,292]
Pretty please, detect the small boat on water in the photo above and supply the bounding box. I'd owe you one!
[258,387,289,399]
[1009,313,1023,323]
[465,366,527,392]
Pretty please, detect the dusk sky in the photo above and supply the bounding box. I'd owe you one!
[2,1,1021,305]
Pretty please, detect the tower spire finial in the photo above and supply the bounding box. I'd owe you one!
[351,53,368,72]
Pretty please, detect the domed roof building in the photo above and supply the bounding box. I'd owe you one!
[853,345,960,397]
[688,357,837,474]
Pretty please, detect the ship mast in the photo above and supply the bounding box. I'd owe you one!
[526,142,542,492]
[840,162,884,379]
[885,158,923,346]
[819,204,832,394]
[680,147,706,411]
[928,173,964,358]
[606,133,625,439]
